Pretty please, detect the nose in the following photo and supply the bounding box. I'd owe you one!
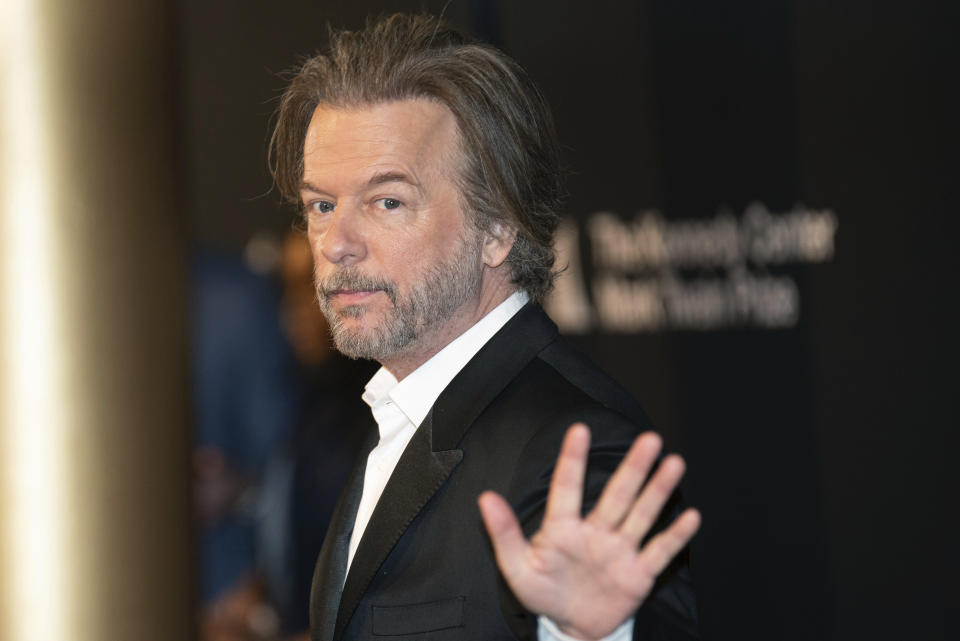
[317,206,366,267]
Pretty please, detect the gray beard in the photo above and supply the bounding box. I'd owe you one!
[315,234,483,362]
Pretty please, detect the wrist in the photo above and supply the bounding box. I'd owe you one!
[538,615,633,641]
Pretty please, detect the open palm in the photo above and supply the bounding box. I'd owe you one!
[478,423,701,641]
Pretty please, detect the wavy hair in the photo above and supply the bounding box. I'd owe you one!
[269,13,564,300]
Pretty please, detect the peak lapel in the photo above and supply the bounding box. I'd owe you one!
[431,303,559,451]
[334,412,462,639]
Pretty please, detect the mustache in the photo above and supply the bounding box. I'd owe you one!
[316,268,398,304]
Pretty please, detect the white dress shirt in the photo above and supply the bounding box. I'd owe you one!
[346,291,632,641]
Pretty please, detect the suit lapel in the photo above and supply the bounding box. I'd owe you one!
[430,303,559,451]
[309,424,377,641]
[334,412,463,639]
[331,304,559,639]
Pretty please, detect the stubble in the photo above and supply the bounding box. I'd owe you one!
[315,232,483,362]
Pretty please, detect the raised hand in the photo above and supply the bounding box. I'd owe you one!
[478,423,701,641]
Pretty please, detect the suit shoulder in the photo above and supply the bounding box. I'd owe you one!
[532,336,652,430]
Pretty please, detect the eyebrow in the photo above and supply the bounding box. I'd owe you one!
[367,171,420,188]
[299,171,421,195]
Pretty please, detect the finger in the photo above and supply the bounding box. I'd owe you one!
[477,490,529,580]
[544,423,591,521]
[620,454,686,543]
[588,431,662,529]
[635,507,701,578]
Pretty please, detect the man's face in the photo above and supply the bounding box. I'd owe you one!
[300,99,486,365]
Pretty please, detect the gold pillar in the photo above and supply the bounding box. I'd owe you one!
[1,1,193,640]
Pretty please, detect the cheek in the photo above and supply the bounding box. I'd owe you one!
[377,244,420,284]
[308,243,333,283]
[381,230,453,279]
[308,229,330,263]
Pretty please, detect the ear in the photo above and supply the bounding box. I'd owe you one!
[481,222,517,268]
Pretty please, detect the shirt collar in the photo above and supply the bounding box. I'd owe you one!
[362,291,529,428]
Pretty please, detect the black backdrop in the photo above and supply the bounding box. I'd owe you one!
[179,1,958,638]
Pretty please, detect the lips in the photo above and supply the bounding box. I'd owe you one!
[328,288,381,305]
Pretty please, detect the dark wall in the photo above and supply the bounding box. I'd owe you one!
[178,0,477,250]
[178,1,958,639]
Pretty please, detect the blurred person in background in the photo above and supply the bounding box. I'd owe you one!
[199,232,372,641]
[193,246,298,635]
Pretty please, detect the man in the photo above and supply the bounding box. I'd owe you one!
[269,14,700,641]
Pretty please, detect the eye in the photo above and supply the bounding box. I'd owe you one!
[308,200,335,214]
[374,197,402,211]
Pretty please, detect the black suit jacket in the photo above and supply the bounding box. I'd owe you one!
[310,304,697,640]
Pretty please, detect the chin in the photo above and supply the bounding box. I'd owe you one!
[331,313,418,363]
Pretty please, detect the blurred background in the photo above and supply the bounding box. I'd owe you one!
[1,1,956,640]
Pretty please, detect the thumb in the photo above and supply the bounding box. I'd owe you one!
[478,490,528,578]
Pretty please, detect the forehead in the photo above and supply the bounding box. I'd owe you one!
[302,99,462,184]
